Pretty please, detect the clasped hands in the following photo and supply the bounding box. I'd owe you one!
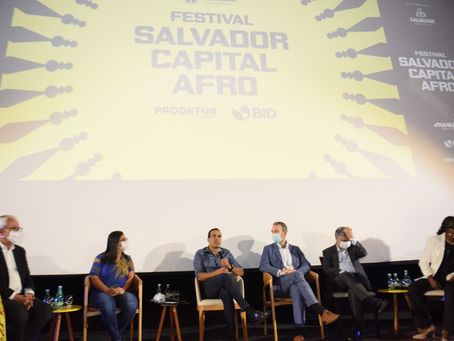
[14,293,34,310]
[106,287,126,296]
[279,268,296,276]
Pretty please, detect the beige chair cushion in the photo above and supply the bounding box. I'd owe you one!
[332,291,375,298]
[424,289,444,296]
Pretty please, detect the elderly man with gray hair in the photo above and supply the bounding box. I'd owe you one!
[0,215,53,341]
[322,227,387,338]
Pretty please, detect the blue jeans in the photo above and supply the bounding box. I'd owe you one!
[90,292,138,341]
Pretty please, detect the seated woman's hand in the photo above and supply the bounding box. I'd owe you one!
[116,288,125,295]
[106,287,118,296]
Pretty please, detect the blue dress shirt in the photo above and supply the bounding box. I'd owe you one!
[193,247,241,278]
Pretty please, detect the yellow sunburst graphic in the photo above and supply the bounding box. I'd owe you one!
[0,0,415,180]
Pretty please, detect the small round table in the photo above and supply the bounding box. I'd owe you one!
[155,301,187,341]
[377,289,411,335]
[48,305,82,341]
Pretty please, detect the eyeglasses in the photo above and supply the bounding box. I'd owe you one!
[4,227,23,232]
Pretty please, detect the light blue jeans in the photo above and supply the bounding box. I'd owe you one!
[90,292,138,341]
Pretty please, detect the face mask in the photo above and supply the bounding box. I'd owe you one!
[7,230,22,244]
[272,233,282,244]
[339,241,351,249]
[120,241,128,251]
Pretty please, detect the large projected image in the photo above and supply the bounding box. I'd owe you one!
[0,0,453,275]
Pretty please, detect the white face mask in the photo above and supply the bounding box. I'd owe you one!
[339,240,351,250]
[120,240,128,251]
[7,230,22,244]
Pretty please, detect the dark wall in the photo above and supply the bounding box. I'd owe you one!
[33,260,422,332]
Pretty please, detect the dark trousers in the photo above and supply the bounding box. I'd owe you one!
[333,272,370,327]
[4,298,53,341]
[408,278,454,331]
[203,273,248,335]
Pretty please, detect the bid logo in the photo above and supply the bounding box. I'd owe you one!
[232,106,277,121]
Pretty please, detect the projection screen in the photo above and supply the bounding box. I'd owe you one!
[0,0,453,274]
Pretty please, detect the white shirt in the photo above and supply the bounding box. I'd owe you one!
[0,242,22,299]
[277,241,294,276]
[336,239,358,274]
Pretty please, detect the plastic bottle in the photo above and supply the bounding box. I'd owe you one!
[387,273,393,289]
[402,270,412,288]
[165,284,170,299]
[54,286,64,309]
[393,273,401,289]
[43,289,51,305]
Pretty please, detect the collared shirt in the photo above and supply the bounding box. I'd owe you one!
[193,247,241,278]
[277,241,294,270]
[0,242,23,299]
[336,239,358,274]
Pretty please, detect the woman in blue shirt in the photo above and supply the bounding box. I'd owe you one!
[89,231,138,341]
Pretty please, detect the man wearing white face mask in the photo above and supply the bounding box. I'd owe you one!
[322,226,387,338]
[0,215,53,341]
[260,222,339,341]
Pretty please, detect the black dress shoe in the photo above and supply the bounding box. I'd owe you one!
[249,310,271,324]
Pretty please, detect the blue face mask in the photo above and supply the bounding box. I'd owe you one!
[272,233,282,244]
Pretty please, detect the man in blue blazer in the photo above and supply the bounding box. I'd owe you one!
[260,222,339,341]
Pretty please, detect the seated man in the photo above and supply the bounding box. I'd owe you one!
[260,221,339,341]
[322,227,387,337]
[0,215,53,341]
[194,227,270,339]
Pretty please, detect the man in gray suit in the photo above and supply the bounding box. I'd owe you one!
[322,227,387,337]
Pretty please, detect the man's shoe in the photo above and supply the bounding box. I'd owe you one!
[377,299,388,313]
[249,310,271,325]
[293,335,305,341]
[412,324,435,339]
[320,310,340,325]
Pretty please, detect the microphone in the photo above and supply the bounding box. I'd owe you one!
[217,248,224,259]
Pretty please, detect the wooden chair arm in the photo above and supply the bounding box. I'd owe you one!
[83,275,91,312]
[262,272,273,288]
[128,274,142,294]
[305,270,318,283]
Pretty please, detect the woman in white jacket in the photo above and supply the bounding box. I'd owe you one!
[409,216,454,341]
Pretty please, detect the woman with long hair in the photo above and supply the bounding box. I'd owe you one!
[409,216,454,340]
[89,231,138,341]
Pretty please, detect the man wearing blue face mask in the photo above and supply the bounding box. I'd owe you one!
[322,226,387,338]
[260,222,339,341]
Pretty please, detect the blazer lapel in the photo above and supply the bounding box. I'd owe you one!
[332,246,340,269]
[0,247,10,285]
[272,243,284,269]
[290,246,300,268]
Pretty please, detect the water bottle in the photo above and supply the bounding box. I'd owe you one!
[387,273,393,289]
[43,289,51,305]
[402,270,412,288]
[165,284,170,299]
[393,273,401,289]
[156,283,162,294]
[54,286,64,309]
